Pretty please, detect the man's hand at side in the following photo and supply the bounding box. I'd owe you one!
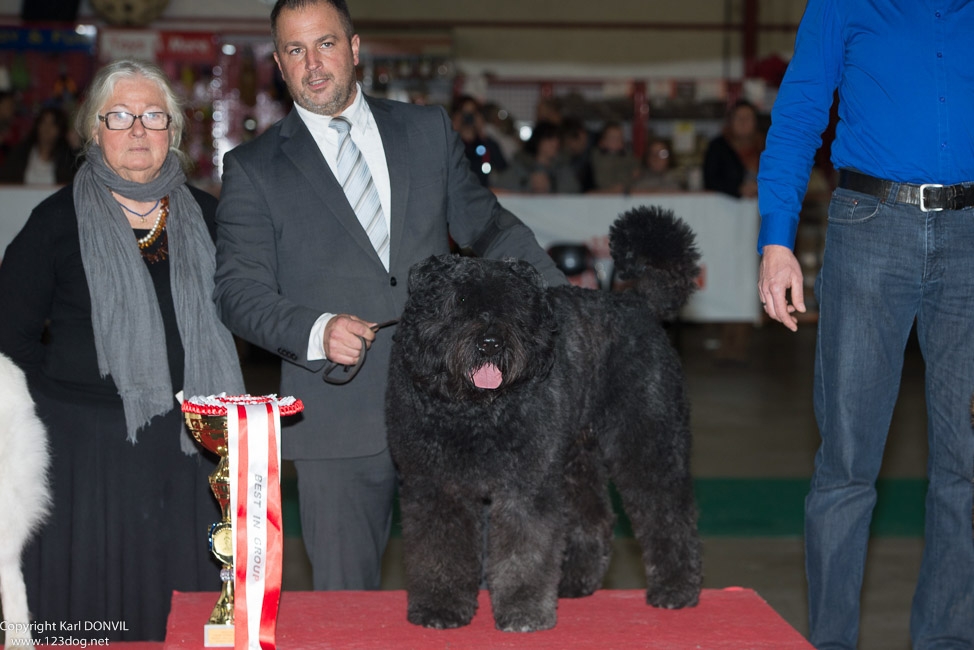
[758,244,806,332]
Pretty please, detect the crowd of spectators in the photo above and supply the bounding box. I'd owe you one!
[448,94,719,197]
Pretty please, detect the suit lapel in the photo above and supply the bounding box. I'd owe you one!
[279,110,379,265]
[367,97,410,272]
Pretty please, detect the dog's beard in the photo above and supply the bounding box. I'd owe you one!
[443,321,531,397]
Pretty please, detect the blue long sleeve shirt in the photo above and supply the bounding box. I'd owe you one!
[756,0,974,252]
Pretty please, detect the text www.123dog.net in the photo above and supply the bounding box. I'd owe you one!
[2,619,125,647]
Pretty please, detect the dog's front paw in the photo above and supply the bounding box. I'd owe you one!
[407,602,476,629]
[646,581,700,609]
[494,608,557,633]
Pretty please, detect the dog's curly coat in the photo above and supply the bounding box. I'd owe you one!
[0,354,51,649]
[386,206,702,632]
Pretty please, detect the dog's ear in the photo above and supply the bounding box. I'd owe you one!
[505,258,546,290]
[408,254,457,294]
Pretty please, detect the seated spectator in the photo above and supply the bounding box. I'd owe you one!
[590,122,639,193]
[631,138,686,193]
[451,94,507,187]
[0,106,78,185]
[703,99,763,198]
[493,121,580,194]
[561,117,595,192]
[481,102,521,163]
[702,100,765,366]
[0,91,22,169]
[535,97,563,126]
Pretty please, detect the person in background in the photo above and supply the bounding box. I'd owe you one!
[0,106,79,184]
[0,59,244,641]
[481,101,521,164]
[451,94,507,187]
[493,120,580,194]
[561,117,595,193]
[0,90,21,169]
[704,100,765,365]
[589,121,639,193]
[703,99,763,198]
[213,0,565,592]
[756,1,974,647]
[535,96,563,126]
[631,138,686,193]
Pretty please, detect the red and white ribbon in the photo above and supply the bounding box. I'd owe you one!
[227,401,283,650]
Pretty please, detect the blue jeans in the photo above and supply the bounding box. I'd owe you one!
[807,186,974,650]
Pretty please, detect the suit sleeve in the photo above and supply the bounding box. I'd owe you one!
[213,150,326,370]
[436,108,568,287]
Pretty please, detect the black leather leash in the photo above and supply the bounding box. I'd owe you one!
[322,319,399,385]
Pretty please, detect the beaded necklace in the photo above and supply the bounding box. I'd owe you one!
[136,196,168,250]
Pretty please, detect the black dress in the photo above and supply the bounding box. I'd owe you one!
[0,185,223,642]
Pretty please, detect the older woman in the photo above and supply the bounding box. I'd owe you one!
[0,60,244,641]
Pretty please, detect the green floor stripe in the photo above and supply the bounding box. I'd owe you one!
[280,477,928,540]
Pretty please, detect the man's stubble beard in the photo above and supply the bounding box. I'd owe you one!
[293,74,356,117]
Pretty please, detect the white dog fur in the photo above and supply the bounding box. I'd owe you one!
[0,353,51,650]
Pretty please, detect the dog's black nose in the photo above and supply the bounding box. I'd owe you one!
[477,335,502,356]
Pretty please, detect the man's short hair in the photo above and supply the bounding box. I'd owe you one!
[271,0,355,48]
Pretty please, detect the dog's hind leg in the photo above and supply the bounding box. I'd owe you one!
[399,480,483,629]
[485,487,564,632]
[0,551,34,649]
[605,408,702,609]
[558,425,613,598]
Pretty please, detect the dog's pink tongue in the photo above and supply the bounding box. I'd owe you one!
[472,363,503,389]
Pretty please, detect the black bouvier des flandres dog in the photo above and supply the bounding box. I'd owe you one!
[386,206,702,632]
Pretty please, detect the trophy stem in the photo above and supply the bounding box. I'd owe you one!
[183,411,236,641]
[208,569,235,625]
[207,453,234,626]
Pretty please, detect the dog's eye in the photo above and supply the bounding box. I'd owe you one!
[457,295,465,304]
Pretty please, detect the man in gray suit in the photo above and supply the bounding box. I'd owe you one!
[213,0,566,590]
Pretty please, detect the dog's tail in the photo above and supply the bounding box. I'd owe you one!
[609,206,701,318]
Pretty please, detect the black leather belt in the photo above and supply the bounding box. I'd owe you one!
[838,169,974,212]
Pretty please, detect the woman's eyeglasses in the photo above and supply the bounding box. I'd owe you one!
[98,111,171,131]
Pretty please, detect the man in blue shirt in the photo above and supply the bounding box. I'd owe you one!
[756,1,974,648]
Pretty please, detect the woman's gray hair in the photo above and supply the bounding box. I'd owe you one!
[76,59,188,165]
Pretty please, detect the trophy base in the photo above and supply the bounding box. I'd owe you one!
[203,623,234,647]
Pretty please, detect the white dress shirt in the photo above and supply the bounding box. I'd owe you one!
[294,85,392,361]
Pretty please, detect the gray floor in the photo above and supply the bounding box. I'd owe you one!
[277,321,931,650]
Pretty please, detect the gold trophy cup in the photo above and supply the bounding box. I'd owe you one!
[182,395,303,648]
[183,409,236,645]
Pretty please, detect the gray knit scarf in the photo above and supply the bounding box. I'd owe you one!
[74,145,245,453]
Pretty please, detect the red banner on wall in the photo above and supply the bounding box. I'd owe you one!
[99,29,215,63]
[160,31,216,63]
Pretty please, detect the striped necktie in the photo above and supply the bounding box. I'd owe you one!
[329,116,390,270]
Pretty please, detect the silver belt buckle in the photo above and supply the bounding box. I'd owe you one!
[919,183,945,212]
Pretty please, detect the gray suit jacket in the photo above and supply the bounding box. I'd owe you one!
[214,95,565,460]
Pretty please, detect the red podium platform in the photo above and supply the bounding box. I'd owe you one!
[164,588,811,649]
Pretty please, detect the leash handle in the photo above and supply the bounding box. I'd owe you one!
[322,319,399,385]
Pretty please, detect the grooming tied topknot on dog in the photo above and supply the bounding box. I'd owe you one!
[386,206,703,632]
[0,354,51,650]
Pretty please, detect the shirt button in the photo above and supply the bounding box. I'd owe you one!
[937,52,943,57]
[940,97,946,102]
[390,276,397,287]
[935,11,941,17]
